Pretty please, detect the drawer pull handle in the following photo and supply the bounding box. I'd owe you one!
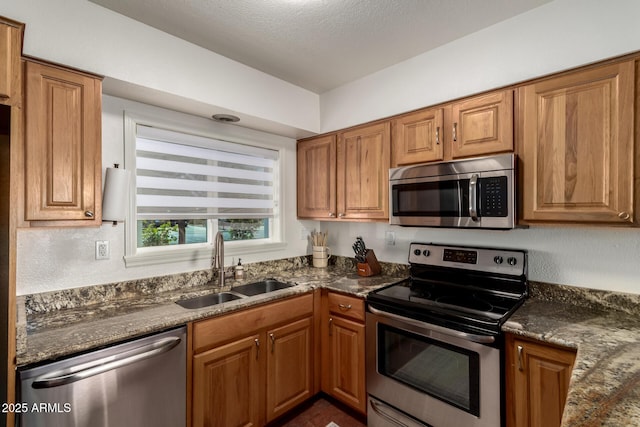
[269,333,275,353]
[435,126,440,145]
[255,338,260,359]
[517,345,524,371]
[84,210,94,218]
[329,317,333,336]
[338,303,352,311]
[452,122,458,142]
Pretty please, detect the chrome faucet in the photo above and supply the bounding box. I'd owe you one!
[213,231,225,288]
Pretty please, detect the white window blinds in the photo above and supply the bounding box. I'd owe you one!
[135,125,277,220]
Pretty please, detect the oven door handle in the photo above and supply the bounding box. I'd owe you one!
[369,398,414,427]
[368,306,495,344]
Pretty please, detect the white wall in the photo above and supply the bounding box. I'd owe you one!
[320,0,640,132]
[321,223,640,295]
[316,0,640,295]
[16,96,318,295]
[10,0,640,295]
[0,0,319,137]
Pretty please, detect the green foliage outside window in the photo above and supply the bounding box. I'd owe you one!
[141,221,178,247]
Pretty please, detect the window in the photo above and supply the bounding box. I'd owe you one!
[124,114,282,266]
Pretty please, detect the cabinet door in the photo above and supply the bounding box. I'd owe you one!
[324,315,366,414]
[392,107,444,166]
[506,335,576,427]
[297,135,337,219]
[0,21,21,104]
[193,334,262,427]
[337,122,390,220]
[266,317,313,422]
[520,61,635,224]
[24,60,102,224]
[451,90,513,158]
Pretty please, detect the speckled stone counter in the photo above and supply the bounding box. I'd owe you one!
[503,282,640,427]
[17,256,407,366]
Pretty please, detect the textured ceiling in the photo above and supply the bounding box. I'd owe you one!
[89,0,551,93]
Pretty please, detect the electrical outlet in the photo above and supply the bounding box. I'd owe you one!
[95,240,110,260]
[385,231,396,246]
[300,226,310,240]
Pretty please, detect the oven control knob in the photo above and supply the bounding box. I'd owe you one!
[414,249,422,256]
[494,256,503,265]
[422,249,430,257]
[507,257,517,266]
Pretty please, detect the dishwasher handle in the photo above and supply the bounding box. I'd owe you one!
[32,336,181,389]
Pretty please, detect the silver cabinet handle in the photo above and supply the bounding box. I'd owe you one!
[517,345,524,371]
[618,211,631,220]
[338,213,345,218]
[328,317,333,336]
[435,126,440,145]
[84,210,94,218]
[338,303,352,311]
[32,337,181,389]
[328,212,335,218]
[452,122,458,142]
[469,173,479,222]
[269,333,275,353]
[369,399,411,427]
[255,338,260,359]
[369,305,495,344]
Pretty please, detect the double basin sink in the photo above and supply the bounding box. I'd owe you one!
[175,279,294,310]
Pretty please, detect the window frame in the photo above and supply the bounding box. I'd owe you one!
[123,110,286,268]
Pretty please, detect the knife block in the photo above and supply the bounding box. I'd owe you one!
[357,249,382,277]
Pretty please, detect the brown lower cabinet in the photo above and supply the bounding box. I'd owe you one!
[320,290,367,414]
[505,333,576,427]
[191,293,315,427]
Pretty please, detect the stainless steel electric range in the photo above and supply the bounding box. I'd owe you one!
[366,243,527,427]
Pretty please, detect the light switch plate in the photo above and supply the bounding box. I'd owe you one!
[385,231,396,246]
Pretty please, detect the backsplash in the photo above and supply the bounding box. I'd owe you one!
[22,255,409,315]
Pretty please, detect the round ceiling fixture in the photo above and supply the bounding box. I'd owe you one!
[211,114,240,123]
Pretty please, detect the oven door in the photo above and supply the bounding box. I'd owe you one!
[366,308,501,427]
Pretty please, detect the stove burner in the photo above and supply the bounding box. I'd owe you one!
[435,295,493,312]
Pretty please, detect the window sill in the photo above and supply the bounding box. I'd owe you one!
[124,242,288,268]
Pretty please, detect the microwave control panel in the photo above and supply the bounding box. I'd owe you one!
[479,176,508,217]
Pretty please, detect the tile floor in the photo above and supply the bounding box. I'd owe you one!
[277,397,366,427]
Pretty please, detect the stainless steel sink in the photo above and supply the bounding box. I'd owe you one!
[175,292,243,309]
[232,279,294,296]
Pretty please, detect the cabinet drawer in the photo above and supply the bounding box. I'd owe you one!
[327,292,364,322]
[193,293,314,353]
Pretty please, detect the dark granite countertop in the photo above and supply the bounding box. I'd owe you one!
[18,260,640,426]
[502,282,640,427]
[17,257,406,366]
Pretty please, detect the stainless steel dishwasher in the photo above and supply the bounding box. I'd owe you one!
[18,326,186,427]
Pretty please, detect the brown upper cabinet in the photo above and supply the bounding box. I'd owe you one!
[0,18,23,105]
[297,134,337,219]
[392,90,514,167]
[337,122,390,220]
[450,89,514,159]
[24,60,103,225]
[297,122,390,221]
[392,107,444,166]
[518,59,636,225]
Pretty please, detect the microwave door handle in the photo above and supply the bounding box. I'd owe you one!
[469,174,479,222]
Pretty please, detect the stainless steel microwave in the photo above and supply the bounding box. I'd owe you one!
[389,153,515,229]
